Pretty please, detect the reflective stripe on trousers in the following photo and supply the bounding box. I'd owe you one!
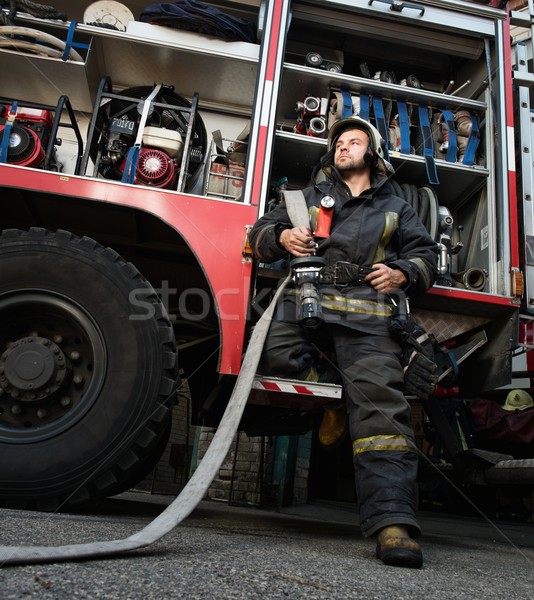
[353,434,418,455]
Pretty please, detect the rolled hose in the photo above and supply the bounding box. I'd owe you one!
[393,181,439,241]
[0,26,83,61]
[0,38,64,58]
[0,274,291,566]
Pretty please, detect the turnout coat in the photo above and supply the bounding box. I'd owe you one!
[248,173,438,335]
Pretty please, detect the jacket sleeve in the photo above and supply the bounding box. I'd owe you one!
[388,203,438,295]
[248,202,293,263]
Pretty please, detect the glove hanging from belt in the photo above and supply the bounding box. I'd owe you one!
[319,261,373,286]
[389,310,438,400]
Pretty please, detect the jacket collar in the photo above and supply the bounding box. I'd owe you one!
[316,172,392,200]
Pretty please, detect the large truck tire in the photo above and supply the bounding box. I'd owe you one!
[0,228,178,510]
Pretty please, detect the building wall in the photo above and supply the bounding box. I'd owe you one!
[194,430,312,507]
[135,384,313,508]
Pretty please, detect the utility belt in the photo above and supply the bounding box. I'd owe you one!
[318,261,373,286]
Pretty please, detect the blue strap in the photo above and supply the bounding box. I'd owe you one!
[340,89,353,118]
[0,102,17,164]
[462,113,480,166]
[397,101,411,155]
[440,109,457,163]
[62,21,89,61]
[418,104,439,185]
[121,146,140,184]
[442,346,459,379]
[372,96,389,159]
[448,349,459,378]
[359,94,370,122]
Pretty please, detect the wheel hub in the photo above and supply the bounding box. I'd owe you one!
[0,336,68,402]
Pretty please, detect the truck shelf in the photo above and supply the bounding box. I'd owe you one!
[3,11,260,114]
[272,130,489,207]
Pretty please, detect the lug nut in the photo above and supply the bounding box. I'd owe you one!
[69,351,81,362]
[60,396,71,408]
[73,375,85,387]
[53,335,63,345]
[37,408,47,419]
[11,404,22,415]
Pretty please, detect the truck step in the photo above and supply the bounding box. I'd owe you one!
[250,375,342,409]
[484,458,534,485]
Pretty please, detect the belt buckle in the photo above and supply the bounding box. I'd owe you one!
[334,261,352,287]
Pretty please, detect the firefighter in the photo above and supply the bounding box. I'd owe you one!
[248,116,438,568]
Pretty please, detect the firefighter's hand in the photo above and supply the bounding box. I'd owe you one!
[279,227,318,257]
[366,263,407,292]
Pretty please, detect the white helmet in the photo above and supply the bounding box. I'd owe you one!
[327,115,394,175]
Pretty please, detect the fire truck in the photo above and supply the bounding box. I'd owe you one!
[0,0,533,512]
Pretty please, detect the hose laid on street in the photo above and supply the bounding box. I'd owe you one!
[0,274,291,566]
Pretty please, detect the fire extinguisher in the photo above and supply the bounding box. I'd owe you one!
[314,194,335,238]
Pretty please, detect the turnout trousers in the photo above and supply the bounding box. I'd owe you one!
[260,320,421,537]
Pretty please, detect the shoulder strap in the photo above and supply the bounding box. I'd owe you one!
[281,190,310,229]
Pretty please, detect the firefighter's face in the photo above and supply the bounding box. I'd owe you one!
[334,128,370,173]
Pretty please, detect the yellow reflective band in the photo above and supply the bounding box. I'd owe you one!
[373,211,398,264]
[408,257,432,288]
[353,434,417,455]
[305,366,319,382]
[321,295,394,317]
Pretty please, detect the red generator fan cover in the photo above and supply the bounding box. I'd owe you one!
[0,106,53,168]
[135,148,177,188]
[0,124,45,168]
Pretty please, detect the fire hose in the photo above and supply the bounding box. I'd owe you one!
[0,274,291,566]
[0,26,83,61]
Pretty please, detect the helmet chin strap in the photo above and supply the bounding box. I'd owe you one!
[310,146,336,182]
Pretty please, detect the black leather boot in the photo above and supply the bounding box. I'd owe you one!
[376,525,423,568]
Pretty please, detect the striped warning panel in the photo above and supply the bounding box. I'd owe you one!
[252,376,342,399]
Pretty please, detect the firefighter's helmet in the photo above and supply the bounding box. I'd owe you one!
[502,389,534,411]
[327,115,394,175]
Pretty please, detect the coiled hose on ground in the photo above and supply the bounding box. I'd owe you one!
[0,275,291,566]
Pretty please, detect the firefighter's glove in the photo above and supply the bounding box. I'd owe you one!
[403,349,438,399]
[389,315,438,399]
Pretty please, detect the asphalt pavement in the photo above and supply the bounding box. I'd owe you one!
[1,492,533,599]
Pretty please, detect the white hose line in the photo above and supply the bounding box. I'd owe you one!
[0,274,291,566]
[0,26,83,61]
[0,38,64,58]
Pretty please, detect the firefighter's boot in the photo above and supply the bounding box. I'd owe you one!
[318,405,347,449]
[376,525,423,568]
